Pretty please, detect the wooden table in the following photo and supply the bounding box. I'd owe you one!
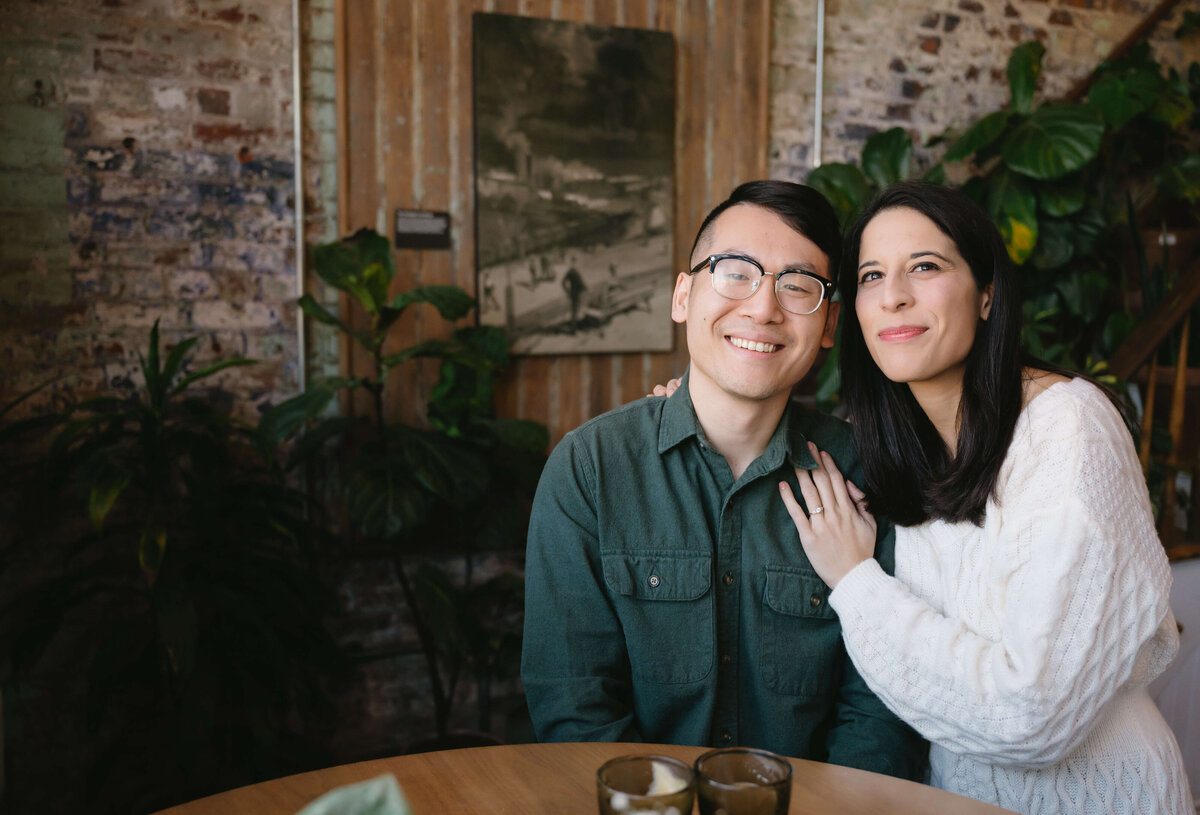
[156,742,1016,814]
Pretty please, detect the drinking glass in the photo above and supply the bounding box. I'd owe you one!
[694,747,792,815]
[596,753,696,815]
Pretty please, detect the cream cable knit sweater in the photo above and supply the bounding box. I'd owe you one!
[830,378,1193,814]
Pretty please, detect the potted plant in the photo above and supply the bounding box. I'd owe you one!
[805,37,1200,409]
[285,227,548,746]
[0,323,341,813]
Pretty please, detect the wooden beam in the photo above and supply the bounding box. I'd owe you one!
[1108,253,1200,380]
[1062,0,1185,103]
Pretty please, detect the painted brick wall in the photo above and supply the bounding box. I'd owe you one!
[0,0,301,420]
[770,0,1200,179]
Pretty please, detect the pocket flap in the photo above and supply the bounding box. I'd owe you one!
[764,567,836,620]
[603,553,711,601]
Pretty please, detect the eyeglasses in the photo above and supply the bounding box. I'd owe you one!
[688,254,835,315]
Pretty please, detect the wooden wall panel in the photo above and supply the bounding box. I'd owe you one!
[337,0,771,445]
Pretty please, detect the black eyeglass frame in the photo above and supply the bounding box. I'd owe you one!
[687,253,836,314]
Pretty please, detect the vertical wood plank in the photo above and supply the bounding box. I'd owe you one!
[709,0,735,194]
[744,0,770,180]
[412,0,456,420]
[381,2,420,424]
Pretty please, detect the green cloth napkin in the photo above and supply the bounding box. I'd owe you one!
[295,773,414,815]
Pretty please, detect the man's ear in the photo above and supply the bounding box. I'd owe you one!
[980,282,994,320]
[820,301,840,349]
[671,272,692,324]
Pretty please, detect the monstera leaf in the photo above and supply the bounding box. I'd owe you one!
[805,162,873,228]
[985,170,1039,264]
[1035,174,1086,217]
[1001,104,1105,180]
[1156,153,1200,201]
[1089,69,1160,127]
[1007,40,1046,115]
[944,110,1012,162]
[861,127,914,189]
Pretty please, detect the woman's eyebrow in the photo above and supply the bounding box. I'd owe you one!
[858,249,952,271]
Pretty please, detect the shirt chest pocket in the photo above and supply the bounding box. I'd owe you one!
[761,567,841,696]
[603,553,713,685]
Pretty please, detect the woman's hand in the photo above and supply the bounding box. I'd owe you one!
[647,377,682,398]
[779,442,877,588]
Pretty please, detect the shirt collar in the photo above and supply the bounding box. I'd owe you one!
[658,368,820,473]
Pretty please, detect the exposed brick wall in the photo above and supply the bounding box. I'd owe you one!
[0,0,302,420]
[770,0,1200,179]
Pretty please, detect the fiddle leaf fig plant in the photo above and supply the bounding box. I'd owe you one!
[286,227,548,740]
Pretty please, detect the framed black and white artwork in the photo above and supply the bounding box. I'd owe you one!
[473,12,675,355]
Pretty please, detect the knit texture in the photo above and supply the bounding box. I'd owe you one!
[830,378,1193,814]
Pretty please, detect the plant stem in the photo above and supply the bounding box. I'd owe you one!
[392,550,450,737]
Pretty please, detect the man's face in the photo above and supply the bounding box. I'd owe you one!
[672,203,838,404]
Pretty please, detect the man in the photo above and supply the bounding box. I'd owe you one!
[521,180,925,779]
[561,257,587,332]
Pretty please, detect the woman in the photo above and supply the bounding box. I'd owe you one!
[780,181,1192,813]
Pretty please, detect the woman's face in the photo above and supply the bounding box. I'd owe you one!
[854,207,993,393]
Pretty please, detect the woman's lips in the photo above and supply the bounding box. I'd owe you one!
[877,326,927,342]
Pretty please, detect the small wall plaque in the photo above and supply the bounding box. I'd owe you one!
[393,209,451,249]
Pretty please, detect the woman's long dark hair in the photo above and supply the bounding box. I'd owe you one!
[838,182,1025,526]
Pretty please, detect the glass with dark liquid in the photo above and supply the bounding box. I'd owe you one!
[694,747,792,815]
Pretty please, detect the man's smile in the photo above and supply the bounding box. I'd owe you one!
[727,335,782,353]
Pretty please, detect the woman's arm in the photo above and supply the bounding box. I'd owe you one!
[783,389,1176,765]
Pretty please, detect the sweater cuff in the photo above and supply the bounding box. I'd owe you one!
[829,558,893,620]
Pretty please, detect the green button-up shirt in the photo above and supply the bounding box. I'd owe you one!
[521,374,926,779]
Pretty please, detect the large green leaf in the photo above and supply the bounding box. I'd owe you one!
[1088,69,1159,127]
[1001,104,1105,180]
[1101,311,1139,357]
[1156,153,1200,201]
[943,110,1012,162]
[1068,206,1107,256]
[168,357,257,397]
[297,293,370,348]
[804,162,874,228]
[311,228,395,314]
[382,338,462,370]
[390,285,476,321]
[454,325,510,369]
[1056,269,1110,321]
[256,386,339,447]
[1029,218,1075,271]
[88,471,131,532]
[476,417,550,454]
[1035,174,1086,217]
[984,170,1039,264]
[1007,41,1046,115]
[1148,74,1194,127]
[346,451,426,539]
[861,127,913,188]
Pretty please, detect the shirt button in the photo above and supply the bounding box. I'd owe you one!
[649,575,660,588]
[720,731,732,744]
[809,593,822,608]
[722,571,734,586]
[720,653,731,665]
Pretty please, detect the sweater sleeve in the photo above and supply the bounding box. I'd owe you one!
[828,384,1177,767]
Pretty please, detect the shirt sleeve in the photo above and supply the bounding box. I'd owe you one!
[827,387,1177,767]
[520,433,641,743]
[825,520,930,780]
